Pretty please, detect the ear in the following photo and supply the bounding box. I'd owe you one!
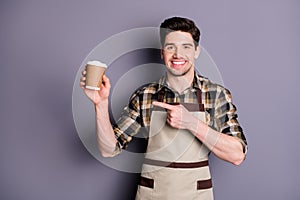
[194,45,201,59]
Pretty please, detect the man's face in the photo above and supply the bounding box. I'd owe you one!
[161,31,200,77]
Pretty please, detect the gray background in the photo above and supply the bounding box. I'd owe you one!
[1,0,299,200]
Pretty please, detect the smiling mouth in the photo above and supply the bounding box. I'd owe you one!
[172,61,185,64]
[171,60,186,68]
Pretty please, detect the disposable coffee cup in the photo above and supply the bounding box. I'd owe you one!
[85,60,107,90]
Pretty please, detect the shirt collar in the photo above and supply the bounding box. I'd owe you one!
[157,72,203,93]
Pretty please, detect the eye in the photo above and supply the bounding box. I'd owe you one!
[183,45,192,49]
[165,45,175,51]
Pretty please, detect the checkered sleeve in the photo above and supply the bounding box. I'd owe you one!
[112,91,143,154]
[214,86,248,154]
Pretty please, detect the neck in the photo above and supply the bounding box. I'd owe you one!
[166,71,194,94]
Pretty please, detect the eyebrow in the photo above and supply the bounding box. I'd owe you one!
[182,43,194,46]
[164,43,194,47]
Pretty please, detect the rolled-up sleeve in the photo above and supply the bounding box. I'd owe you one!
[112,92,142,155]
[214,87,248,155]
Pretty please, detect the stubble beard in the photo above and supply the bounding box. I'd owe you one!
[167,63,193,77]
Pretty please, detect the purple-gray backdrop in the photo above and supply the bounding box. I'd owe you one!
[1,0,299,200]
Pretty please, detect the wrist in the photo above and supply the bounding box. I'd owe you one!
[191,119,209,139]
[95,99,109,114]
[187,115,201,132]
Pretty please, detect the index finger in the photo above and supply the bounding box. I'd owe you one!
[152,101,175,110]
[102,74,111,87]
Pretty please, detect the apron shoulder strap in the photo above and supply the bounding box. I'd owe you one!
[196,88,205,111]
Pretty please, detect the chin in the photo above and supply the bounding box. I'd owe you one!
[167,65,193,77]
[167,69,187,77]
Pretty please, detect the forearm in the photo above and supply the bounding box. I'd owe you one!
[189,119,245,165]
[95,101,117,157]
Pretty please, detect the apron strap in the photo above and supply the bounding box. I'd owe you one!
[157,88,165,102]
[144,158,209,168]
[196,88,205,111]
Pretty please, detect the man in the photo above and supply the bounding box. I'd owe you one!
[80,16,247,200]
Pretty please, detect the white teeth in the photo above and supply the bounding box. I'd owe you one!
[172,61,185,65]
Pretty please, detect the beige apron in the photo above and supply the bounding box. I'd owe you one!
[135,89,213,200]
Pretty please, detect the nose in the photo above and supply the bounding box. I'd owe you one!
[173,47,183,58]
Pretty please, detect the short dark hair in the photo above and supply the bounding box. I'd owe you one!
[160,16,201,48]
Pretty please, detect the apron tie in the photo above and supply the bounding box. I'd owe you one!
[143,158,209,168]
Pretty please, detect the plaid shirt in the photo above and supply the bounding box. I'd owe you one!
[113,72,247,155]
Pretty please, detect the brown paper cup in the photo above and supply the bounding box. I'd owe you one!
[85,61,107,90]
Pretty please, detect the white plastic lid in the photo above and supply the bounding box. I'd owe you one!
[87,60,107,68]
